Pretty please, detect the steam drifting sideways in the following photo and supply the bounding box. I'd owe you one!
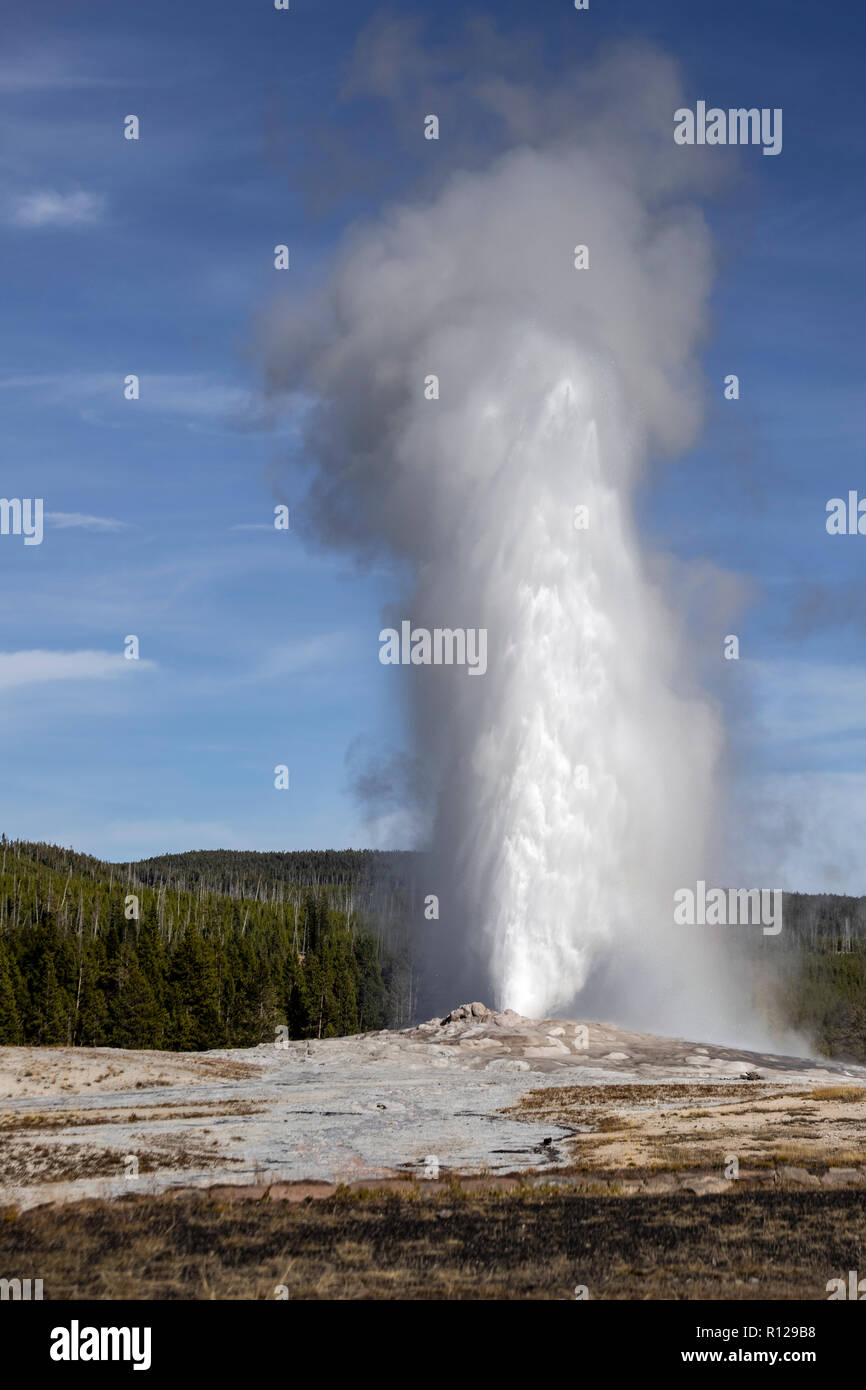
[260,44,744,1039]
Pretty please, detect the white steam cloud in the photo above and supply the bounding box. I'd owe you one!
[261,41,752,1039]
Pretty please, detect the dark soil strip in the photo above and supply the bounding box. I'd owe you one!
[0,1188,862,1300]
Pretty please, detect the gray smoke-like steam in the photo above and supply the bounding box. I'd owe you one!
[260,37,758,1041]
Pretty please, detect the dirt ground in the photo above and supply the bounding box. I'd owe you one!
[0,1047,258,1101]
[509,1082,866,1184]
[4,1012,865,1210]
[2,1017,864,1300]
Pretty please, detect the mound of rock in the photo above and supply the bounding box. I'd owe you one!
[439,1002,491,1024]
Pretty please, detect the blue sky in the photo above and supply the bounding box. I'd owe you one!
[2,0,866,887]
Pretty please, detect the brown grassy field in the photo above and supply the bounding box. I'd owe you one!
[0,1185,862,1300]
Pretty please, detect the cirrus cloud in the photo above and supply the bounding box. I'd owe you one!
[45,512,130,532]
[8,189,106,227]
[0,649,154,691]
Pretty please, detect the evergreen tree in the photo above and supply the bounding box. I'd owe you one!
[166,930,222,1050]
[109,943,166,1048]
[0,937,22,1044]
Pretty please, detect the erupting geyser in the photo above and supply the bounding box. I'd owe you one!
[261,46,744,1039]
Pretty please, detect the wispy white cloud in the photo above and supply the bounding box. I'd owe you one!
[45,512,129,532]
[0,650,154,692]
[749,659,866,745]
[7,189,106,227]
[257,634,347,679]
[0,49,130,93]
[0,370,261,422]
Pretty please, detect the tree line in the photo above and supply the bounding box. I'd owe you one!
[0,840,402,1050]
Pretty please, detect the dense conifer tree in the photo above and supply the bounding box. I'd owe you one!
[0,842,398,1050]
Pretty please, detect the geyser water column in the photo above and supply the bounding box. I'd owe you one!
[261,60,734,1035]
[411,322,721,1022]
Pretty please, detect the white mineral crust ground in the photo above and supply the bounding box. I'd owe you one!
[2,1004,864,1210]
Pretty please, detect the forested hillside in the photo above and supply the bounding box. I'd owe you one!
[3,841,866,1060]
[0,840,410,1050]
[132,848,412,897]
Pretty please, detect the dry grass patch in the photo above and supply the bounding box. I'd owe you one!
[811,1086,866,1101]
[506,1081,866,1179]
[0,1187,863,1300]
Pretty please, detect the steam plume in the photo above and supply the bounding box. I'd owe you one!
[261,39,751,1038]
